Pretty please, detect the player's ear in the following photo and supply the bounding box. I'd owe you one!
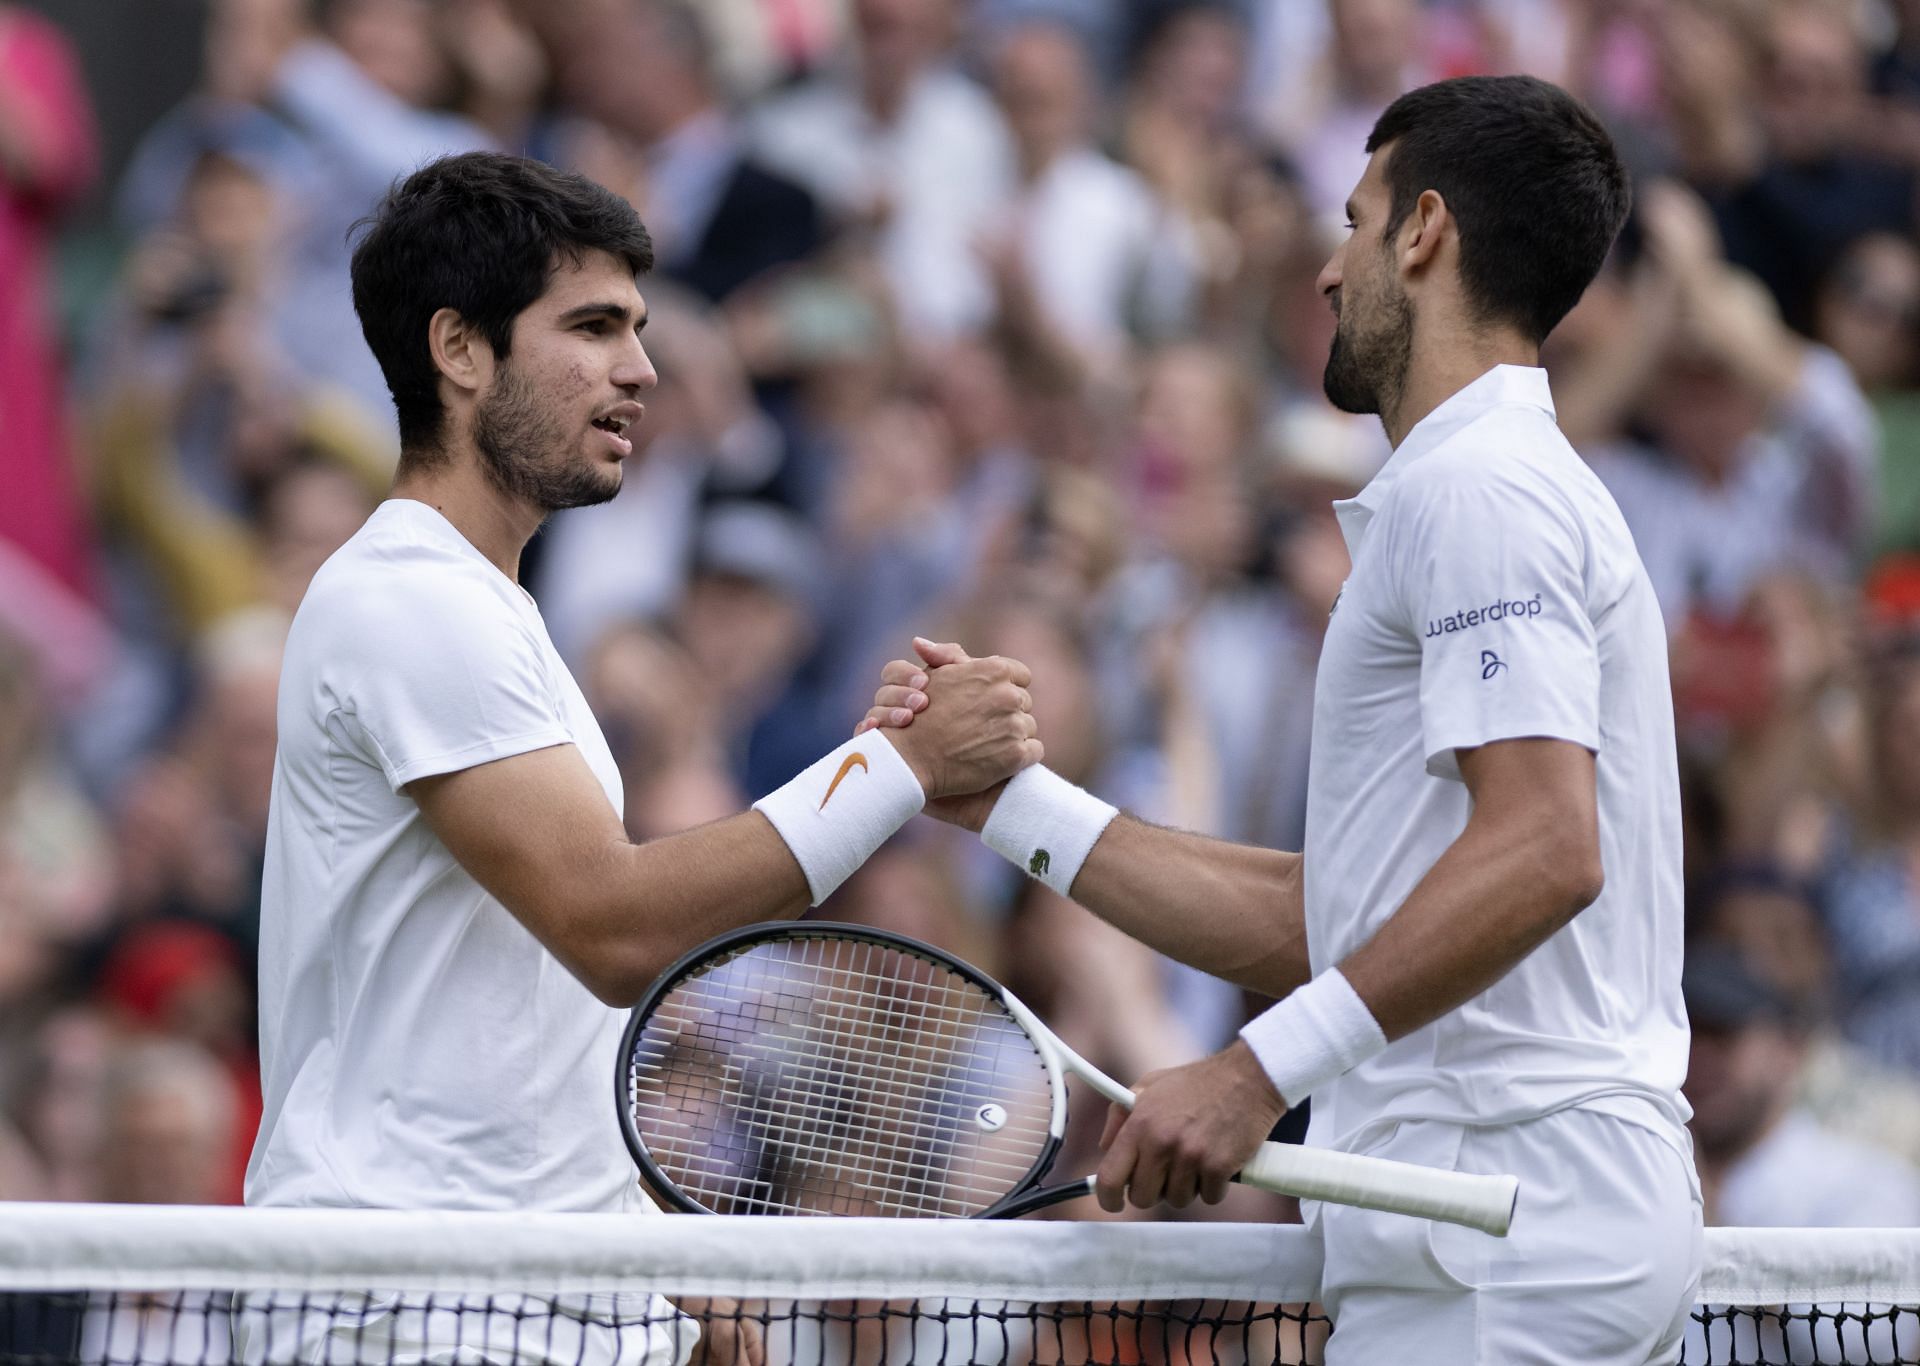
[427,307,494,397]
[1401,189,1448,272]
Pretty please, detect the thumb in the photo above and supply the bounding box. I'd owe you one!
[913,636,971,667]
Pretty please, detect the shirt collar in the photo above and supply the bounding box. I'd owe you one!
[1332,364,1555,551]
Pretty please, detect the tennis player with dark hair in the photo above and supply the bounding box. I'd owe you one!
[246,150,1039,1363]
[869,76,1701,1362]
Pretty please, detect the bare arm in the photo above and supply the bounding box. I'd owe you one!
[1341,736,1603,1041]
[1064,817,1308,1000]
[410,649,1039,1006]
[409,743,808,1007]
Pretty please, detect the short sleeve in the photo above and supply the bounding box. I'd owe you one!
[332,573,571,793]
[1391,462,1600,782]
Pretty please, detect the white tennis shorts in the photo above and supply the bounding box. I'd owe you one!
[1314,1103,1704,1366]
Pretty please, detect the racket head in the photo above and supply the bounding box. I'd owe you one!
[617,921,1066,1218]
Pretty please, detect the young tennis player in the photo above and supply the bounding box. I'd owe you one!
[247,150,1039,1364]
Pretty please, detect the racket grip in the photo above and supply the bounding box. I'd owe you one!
[1236,1141,1519,1237]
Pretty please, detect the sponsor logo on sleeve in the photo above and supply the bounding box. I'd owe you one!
[1427,593,1543,639]
[1480,650,1508,680]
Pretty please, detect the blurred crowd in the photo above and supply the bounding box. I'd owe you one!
[7,0,1920,1242]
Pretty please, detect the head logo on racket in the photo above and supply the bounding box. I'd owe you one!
[975,1103,1008,1132]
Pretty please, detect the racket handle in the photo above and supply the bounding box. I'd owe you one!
[1237,1141,1519,1236]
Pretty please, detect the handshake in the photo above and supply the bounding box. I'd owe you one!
[854,636,1042,830]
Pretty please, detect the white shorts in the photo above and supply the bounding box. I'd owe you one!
[1314,1104,1704,1366]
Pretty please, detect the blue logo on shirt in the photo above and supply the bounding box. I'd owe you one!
[1481,650,1508,680]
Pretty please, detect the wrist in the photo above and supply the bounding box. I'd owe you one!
[753,732,925,905]
[1223,1037,1286,1114]
[980,765,1119,897]
[1238,968,1388,1109]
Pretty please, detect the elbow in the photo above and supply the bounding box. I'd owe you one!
[575,944,673,1009]
[1549,844,1605,923]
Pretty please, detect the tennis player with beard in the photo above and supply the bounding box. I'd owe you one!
[245,152,1040,1364]
[868,77,1702,1363]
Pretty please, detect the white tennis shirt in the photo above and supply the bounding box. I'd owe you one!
[248,499,645,1212]
[1290,365,1692,1154]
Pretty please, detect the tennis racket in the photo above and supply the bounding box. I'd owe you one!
[617,922,1518,1234]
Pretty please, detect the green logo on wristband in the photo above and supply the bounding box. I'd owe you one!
[1029,849,1051,877]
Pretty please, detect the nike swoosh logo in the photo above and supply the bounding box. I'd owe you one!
[819,752,869,809]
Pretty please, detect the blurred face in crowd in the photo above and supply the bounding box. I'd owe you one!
[261,462,377,612]
[1817,234,1920,390]
[1135,6,1245,131]
[1684,1017,1801,1161]
[464,250,656,512]
[853,0,949,79]
[1332,0,1419,97]
[183,154,277,264]
[1764,5,1865,165]
[676,573,812,714]
[1872,659,1920,818]
[994,24,1093,170]
[99,1051,236,1206]
[1318,149,1415,420]
[324,0,451,108]
[1696,887,1832,1019]
[1643,352,1766,482]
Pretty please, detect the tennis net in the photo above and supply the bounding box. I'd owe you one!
[0,1204,1915,1365]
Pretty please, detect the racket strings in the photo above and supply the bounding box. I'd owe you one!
[627,936,1055,1217]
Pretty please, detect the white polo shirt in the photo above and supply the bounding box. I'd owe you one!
[248,499,646,1213]
[1293,365,1691,1153]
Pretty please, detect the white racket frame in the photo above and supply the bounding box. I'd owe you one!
[996,986,1520,1237]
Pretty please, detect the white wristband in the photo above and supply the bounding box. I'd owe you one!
[753,732,925,905]
[980,765,1119,898]
[1238,968,1388,1108]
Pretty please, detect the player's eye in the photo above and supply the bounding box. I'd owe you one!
[576,319,608,335]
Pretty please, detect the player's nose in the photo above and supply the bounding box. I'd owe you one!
[1316,250,1343,301]
[613,336,659,394]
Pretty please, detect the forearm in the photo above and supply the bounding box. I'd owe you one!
[558,811,810,1004]
[1338,814,1598,1042]
[1067,814,1310,1000]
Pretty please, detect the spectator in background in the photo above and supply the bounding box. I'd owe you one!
[750,0,1015,337]
[520,0,823,306]
[1693,866,1920,1171]
[581,621,742,843]
[1260,0,1431,224]
[0,4,98,604]
[1564,182,1878,627]
[1706,1,1916,335]
[985,20,1199,382]
[1684,943,1920,1227]
[1817,640,1920,1076]
[121,0,492,429]
[1808,234,1920,554]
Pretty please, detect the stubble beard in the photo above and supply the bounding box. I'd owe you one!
[1322,281,1414,425]
[472,360,623,513]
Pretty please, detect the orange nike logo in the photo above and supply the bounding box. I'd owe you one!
[820,752,869,809]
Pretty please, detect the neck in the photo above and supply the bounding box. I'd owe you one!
[390,450,544,582]
[1383,325,1539,449]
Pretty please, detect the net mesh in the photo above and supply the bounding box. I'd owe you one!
[626,933,1057,1218]
[1,1206,1916,1366]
